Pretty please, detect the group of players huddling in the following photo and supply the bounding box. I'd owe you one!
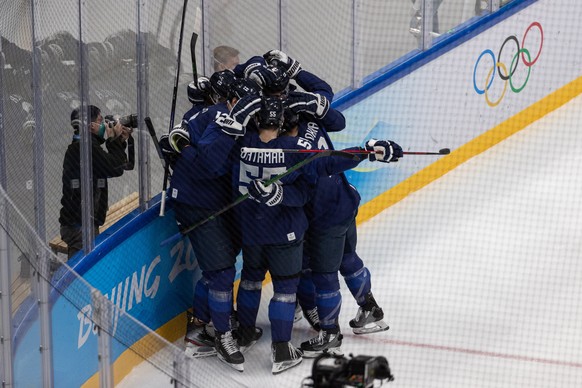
[159,49,403,375]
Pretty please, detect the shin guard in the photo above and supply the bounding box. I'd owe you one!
[340,253,371,306]
[312,272,342,330]
[205,267,236,333]
[297,268,317,311]
[269,275,300,342]
[237,267,266,328]
[193,277,210,323]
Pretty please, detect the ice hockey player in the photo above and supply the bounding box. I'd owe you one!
[229,97,319,374]
[175,74,267,371]
[167,70,249,371]
[262,49,396,357]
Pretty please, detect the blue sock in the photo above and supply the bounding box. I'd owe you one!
[340,253,371,306]
[297,268,317,311]
[269,276,299,342]
[236,267,265,328]
[205,267,236,333]
[193,278,210,323]
[313,272,342,330]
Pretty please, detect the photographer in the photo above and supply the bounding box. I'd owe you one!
[58,105,132,259]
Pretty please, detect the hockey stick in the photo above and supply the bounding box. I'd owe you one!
[159,0,188,216]
[160,149,359,247]
[145,116,165,163]
[190,32,198,80]
[403,148,450,155]
[241,147,451,156]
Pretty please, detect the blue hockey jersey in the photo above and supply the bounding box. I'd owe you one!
[181,103,206,127]
[235,133,311,246]
[234,130,362,245]
[290,68,361,229]
[169,102,235,210]
[286,119,361,230]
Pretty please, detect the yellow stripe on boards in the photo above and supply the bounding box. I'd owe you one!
[357,75,582,226]
[81,273,273,387]
[81,313,185,388]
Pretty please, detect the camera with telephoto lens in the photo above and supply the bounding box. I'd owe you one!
[305,353,394,388]
[105,113,138,128]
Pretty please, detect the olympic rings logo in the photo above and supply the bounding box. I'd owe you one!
[473,22,543,107]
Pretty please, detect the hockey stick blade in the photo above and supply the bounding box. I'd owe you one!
[160,150,357,247]
[145,117,171,217]
[145,117,165,162]
[190,32,198,80]
[402,148,450,155]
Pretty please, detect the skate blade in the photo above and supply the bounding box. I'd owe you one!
[239,340,257,354]
[301,346,343,359]
[272,358,302,375]
[184,344,217,358]
[217,354,244,372]
[294,309,303,323]
[185,337,215,348]
[352,320,389,335]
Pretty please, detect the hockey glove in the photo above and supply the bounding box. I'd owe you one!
[169,126,190,153]
[247,179,283,206]
[285,91,330,119]
[197,76,211,93]
[187,76,211,104]
[245,63,278,88]
[217,94,262,137]
[365,139,403,163]
[263,50,302,78]
[158,134,179,167]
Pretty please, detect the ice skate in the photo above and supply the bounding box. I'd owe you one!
[271,342,303,374]
[184,312,215,347]
[294,303,321,331]
[300,329,343,358]
[215,330,244,372]
[294,303,303,323]
[229,309,240,332]
[236,326,263,353]
[184,312,217,358]
[349,292,389,334]
[302,307,321,332]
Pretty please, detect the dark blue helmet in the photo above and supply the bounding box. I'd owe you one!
[256,96,284,128]
[227,78,260,101]
[281,108,300,133]
[209,69,237,103]
[262,65,290,96]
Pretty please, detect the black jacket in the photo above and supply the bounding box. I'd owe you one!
[59,133,127,227]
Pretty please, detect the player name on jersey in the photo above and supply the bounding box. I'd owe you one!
[240,149,285,164]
